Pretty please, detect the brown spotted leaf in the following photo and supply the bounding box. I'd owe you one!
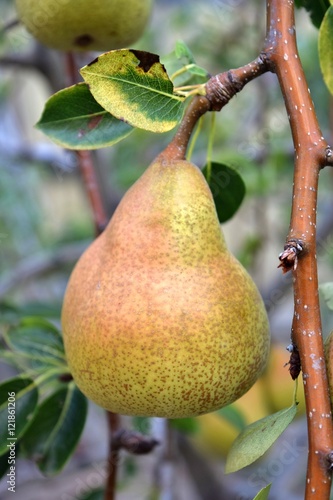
[80,49,185,133]
[36,83,133,149]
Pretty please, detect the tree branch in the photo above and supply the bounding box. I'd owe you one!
[265,1,333,497]
[0,241,89,301]
[65,52,109,236]
[76,150,109,235]
[159,56,269,164]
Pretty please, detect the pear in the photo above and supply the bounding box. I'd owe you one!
[15,0,153,51]
[61,156,270,418]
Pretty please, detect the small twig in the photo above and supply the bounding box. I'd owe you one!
[0,44,66,91]
[177,433,233,500]
[65,52,108,236]
[76,150,108,235]
[105,413,121,500]
[112,429,159,454]
[152,419,177,500]
[158,56,270,164]
[0,241,90,301]
[0,18,20,33]
[265,1,333,497]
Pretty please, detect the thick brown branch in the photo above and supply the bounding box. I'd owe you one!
[205,55,268,111]
[265,1,333,498]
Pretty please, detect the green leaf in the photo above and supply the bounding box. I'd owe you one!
[131,416,151,435]
[21,383,87,475]
[225,405,297,473]
[319,6,333,95]
[0,301,61,324]
[186,65,209,78]
[170,418,199,434]
[36,83,133,150]
[0,347,22,368]
[319,282,333,310]
[175,40,196,64]
[0,377,38,456]
[4,317,65,370]
[162,41,209,87]
[253,484,272,500]
[0,302,21,325]
[80,49,184,133]
[14,302,62,319]
[295,0,331,28]
[174,41,209,78]
[216,405,247,432]
[202,162,246,223]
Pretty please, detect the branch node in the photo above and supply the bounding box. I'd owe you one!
[205,72,237,111]
[326,451,333,471]
[112,430,159,455]
[278,239,305,273]
[325,146,333,167]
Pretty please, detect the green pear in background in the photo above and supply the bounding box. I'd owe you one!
[62,152,270,418]
[15,0,153,51]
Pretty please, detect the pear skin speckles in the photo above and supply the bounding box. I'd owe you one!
[62,159,270,418]
[15,0,153,51]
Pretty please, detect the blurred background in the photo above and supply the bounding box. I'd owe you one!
[0,0,333,498]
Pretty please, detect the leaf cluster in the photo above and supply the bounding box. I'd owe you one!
[0,310,87,477]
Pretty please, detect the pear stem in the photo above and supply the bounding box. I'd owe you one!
[264,1,333,497]
[158,53,269,165]
[158,95,210,163]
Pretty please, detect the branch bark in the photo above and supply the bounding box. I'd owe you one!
[265,1,333,497]
[65,52,109,236]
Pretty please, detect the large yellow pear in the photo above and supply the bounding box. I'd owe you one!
[15,0,153,51]
[61,157,270,418]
